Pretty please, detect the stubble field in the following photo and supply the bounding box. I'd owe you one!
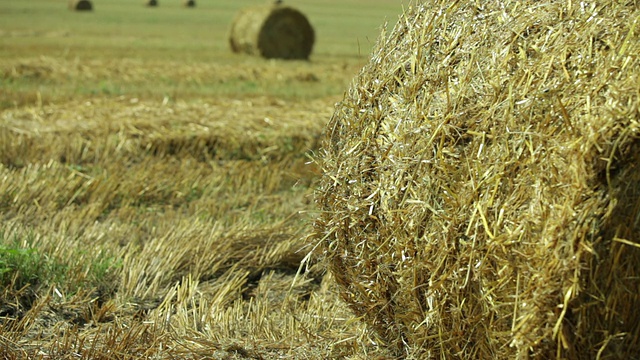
[0,1,405,358]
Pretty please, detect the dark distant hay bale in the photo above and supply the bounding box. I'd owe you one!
[314,0,640,358]
[68,0,92,11]
[228,4,314,60]
[182,0,195,7]
[145,0,158,7]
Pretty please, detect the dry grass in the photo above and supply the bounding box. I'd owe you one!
[315,0,640,359]
[0,95,394,358]
[0,56,362,109]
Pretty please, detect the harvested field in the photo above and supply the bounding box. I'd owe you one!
[0,95,389,358]
[0,56,360,108]
[0,0,404,358]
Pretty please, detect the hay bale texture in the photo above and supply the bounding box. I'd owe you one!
[68,0,92,11]
[228,4,314,60]
[315,1,640,358]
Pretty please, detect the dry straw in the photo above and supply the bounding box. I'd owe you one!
[0,96,367,359]
[315,0,640,358]
[68,0,92,11]
[228,3,315,60]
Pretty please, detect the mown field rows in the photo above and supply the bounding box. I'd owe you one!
[1,96,377,358]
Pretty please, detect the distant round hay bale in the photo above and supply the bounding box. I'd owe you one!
[68,0,92,11]
[144,0,158,7]
[183,0,195,7]
[315,1,640,358]
[228,4,314,60]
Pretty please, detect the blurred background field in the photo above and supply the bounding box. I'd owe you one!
[1,0,403,107]
[0,0,405,358]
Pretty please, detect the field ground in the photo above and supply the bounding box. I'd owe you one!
[0,0,406,358]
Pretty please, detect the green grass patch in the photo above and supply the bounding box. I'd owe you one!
[0,231,66,291]
[0,230,121,295]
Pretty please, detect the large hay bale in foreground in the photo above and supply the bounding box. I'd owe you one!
[315,1,640,358]
[68,0,92,11]
[228,4,314,60]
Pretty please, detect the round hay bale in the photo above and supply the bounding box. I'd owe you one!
[68,0,92,11]
[144,0,158,7]
[314,1,640,358]
[183,0,195,7]
[228,4,314,60]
